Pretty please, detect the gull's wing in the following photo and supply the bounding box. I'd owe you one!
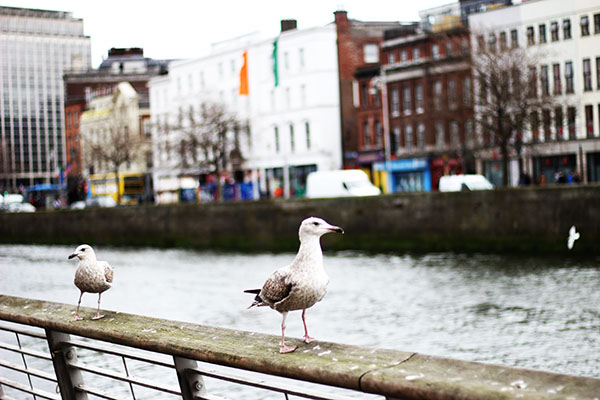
[260,268,292,304]
[99,261,114,283]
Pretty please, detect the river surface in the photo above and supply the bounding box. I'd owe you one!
[0,245,599,399]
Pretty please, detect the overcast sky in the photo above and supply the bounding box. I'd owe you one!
[3,0,456,67]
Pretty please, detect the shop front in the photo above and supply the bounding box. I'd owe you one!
[373,158,432,193]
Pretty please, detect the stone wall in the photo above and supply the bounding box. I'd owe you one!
[1,185,598,253]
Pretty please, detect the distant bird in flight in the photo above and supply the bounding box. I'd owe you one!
[245,217,344,353]
[567,225,580,250]
[68,244,114,320]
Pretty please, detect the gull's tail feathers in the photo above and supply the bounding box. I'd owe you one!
[244,289,264,309]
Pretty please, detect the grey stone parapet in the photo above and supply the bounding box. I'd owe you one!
[1,294,599,399]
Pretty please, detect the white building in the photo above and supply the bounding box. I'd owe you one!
[469,0,600,185]
[149,21,341,202]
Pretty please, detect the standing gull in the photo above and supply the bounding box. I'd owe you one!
[245,217,344,353]
[68,244,114,321]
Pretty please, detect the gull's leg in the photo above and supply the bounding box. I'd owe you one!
[279,312,297,353]
[91,292,105,320]
[73,291,84,321]
[302,309,315,343]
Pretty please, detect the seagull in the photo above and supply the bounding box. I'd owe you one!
[567,225,580,250]
[245,217,344,353]
[68,244,114,321]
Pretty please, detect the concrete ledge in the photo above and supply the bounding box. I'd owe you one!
[1,295,598,399]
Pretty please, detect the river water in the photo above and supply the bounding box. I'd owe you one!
[0,244,599,398]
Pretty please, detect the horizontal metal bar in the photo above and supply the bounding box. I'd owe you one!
[75,384,126,400]
[69,360,181,395]
[64,338,174,368]
[0,376,60,400]
[0,358,57,382]
[0,341,52,361]
[191,366,359,400]
[0,322,47,339]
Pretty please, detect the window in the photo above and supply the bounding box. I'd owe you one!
[300,84,306,107]
[389,51,396,64]
[539,24,547,43]
[434,81,442,111]
[432,44,440,59]
[463,76,472,106]
[413,46,420,60]
[565,61,574,93]
[567,107,576,139]
[563,19,572,39]
[583,58,592,91]
[285,87,291,109]
[528,66,538,97]
[401,49,408,62]
[597,57,600,89]
[375,120,383,147]
[403,86,411,115]
[530,111,540,142]
[363,121,371,147]
[289,124,295,152]
[460,37,469,54]
[595,13,600,34]
[392,126,400,152]
[488,33,497,51]
[361,84,369,107]
[465,119,474,148]
[405,124,413,151]
[417,123,425,149]
[585,105,594,137]
[364,43,379,63]
[305,122,311,149]
[555,107,564,140]
[476,35,485,52]
[415,84,423,112]
[527,26,535,45]
[541,65,549,96]
[299,48,305,69]
[581,16,590,36]
[510,29,518,47]
[446,41,453,57]
[551,21,559,41]
[448,79,457,109]
[450,121,459,147]
[543,109,552,141]
[553,63,561,94]
[436,121,445,148]
[479,76,487,102]
[499,31,507,50]
[391,88,400,116]
[283,52,289,71]
[274,126,280,152]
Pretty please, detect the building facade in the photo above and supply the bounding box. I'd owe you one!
[149,21,342,202]
[0,6,91,191]
[469,0,600,185]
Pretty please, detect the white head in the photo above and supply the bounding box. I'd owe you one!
[68,244,97,262]
[299,217,344,242]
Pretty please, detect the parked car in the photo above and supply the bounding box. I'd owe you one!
[5,202,36,213]
[69,201,86,210]
[85,196,117,208]
[306,169,381,198]
[438,174,494,192]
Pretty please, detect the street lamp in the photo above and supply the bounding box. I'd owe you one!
[370,73,391,184]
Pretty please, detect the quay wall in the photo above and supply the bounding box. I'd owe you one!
[0,185,598,253]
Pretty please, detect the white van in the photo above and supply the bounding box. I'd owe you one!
[306,169,381,198]
[438,174,494,192]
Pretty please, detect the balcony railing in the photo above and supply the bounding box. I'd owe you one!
[0,294,599,399]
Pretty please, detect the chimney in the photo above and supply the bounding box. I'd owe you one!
[281,19,297,32]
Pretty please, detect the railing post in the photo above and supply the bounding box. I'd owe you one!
[173,356,207,400]
[45,330,88,400]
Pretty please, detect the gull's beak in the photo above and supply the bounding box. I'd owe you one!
[68,253,78,260]
[329,226,344,234]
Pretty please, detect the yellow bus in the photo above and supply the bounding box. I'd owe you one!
[88,172,148,205]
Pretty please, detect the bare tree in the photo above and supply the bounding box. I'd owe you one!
[84,103,145,205]
[472,38,558,186]
[177,101,244,201]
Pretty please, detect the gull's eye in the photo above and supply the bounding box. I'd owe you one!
[312,222,319,226]
[82,248,86,252]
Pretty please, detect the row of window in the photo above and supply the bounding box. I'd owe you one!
[526,13,600,46]
[392,119,475,153]
[273,122,311,154]
[385,37,469,66]
[530,105,600,142]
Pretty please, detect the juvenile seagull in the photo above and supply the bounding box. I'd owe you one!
[68,244,114,321]
[567,225,580,250]
[245,217,344,353]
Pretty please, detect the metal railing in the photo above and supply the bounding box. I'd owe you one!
[1,294,599,400]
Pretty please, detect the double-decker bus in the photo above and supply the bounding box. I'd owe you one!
[88,172,150,205]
